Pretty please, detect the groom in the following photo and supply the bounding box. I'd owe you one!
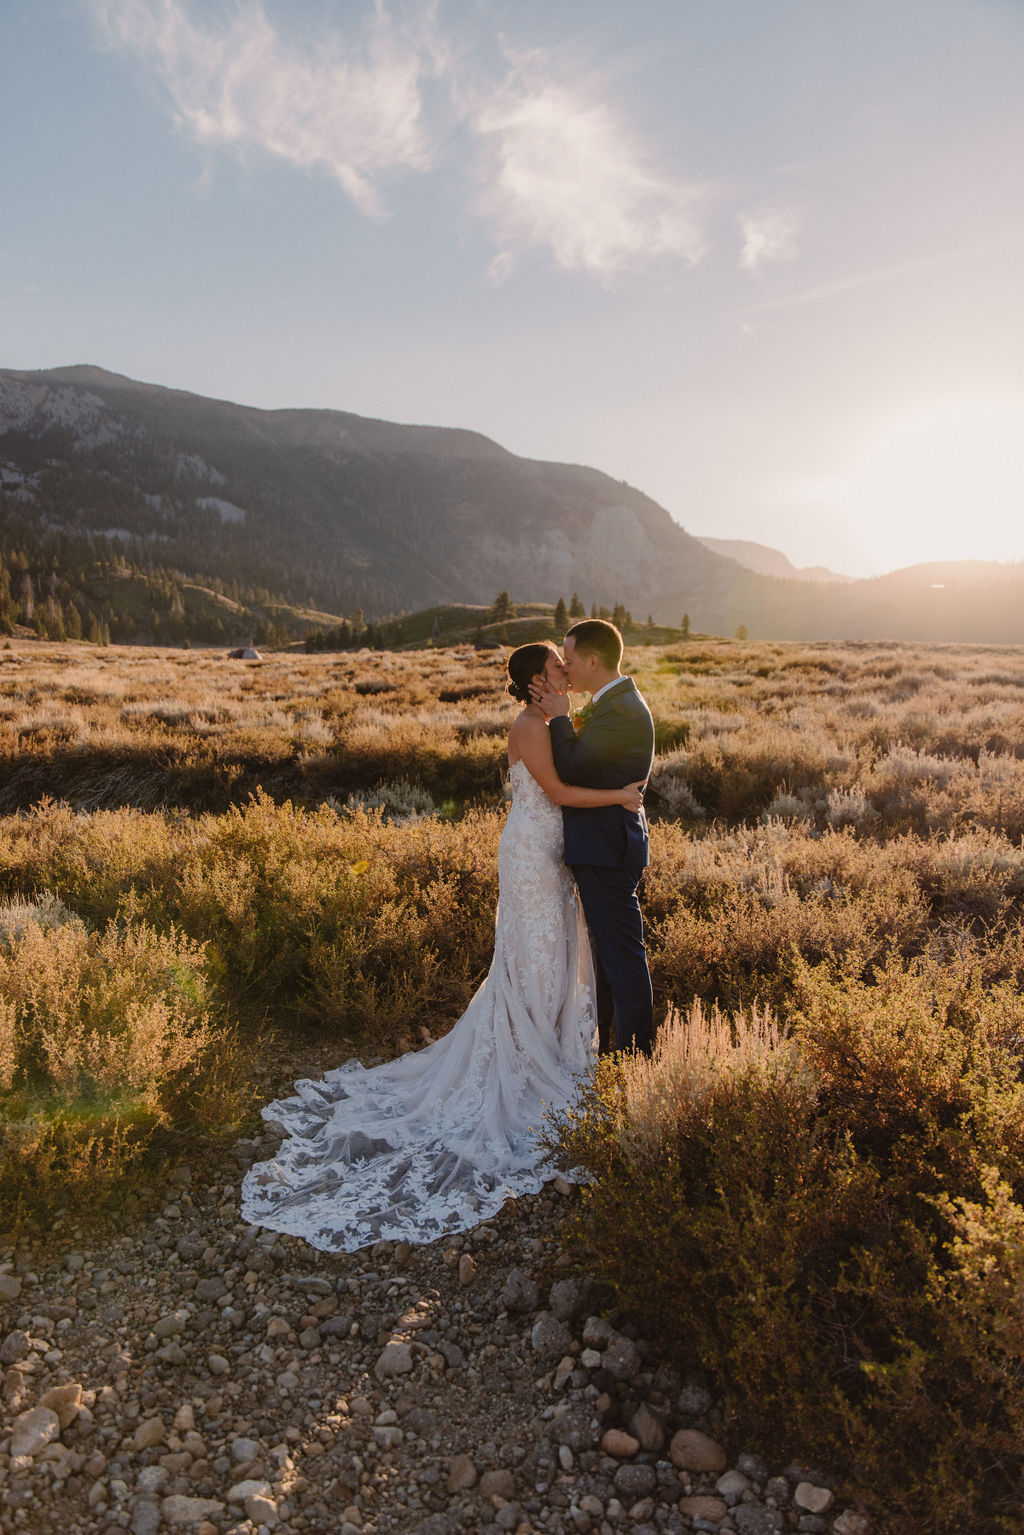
[532,618,656,1055]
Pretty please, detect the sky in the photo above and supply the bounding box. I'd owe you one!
[2,0,1024,578]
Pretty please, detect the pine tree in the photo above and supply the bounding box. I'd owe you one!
[569,592,585,618]
[680,613,691,639]
[490,590,517,622]
[612,602,627,628]
[554,597,568,630]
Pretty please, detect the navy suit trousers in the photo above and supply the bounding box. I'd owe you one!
[573,864,654,1055]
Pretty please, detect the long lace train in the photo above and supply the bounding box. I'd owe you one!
[240,759,597,1251]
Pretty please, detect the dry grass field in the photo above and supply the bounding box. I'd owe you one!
[5,633,1024,1529]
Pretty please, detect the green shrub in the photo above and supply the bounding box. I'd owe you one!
[550,958,1024,1533]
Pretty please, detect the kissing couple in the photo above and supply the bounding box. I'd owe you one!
[241,618,656,1252]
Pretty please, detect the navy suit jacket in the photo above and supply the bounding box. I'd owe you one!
[549,677,655,868]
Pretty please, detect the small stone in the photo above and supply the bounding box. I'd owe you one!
[550,1404,600,1452]
[679,1494,729,1520]
[154,1310,188,1338]
[458,1253,478,1286]
[10,1406,61,1458]
[137,1467,169,1494]
[601,1429,639,1458]
[717,1469,752,1502]
[531,1312,572,1363]
[375,1339,414,1379]
[299,1326,320,1350]
[39,1382,83,1430]
[0,1329,30,1364]
[0,1273,22,1301]
[231,1436,261,1464]
[446,1453,478,1493]
[553,1354,575,1390]
[228,1477,272,1502]
[548,1278,584,1321]
[613,1462,657,1501]
[64,1251,86,1272]
[172,1405,195,1433]
[580,1348,602,1369]
[266,1316,291,1338]
[129,1497,161,1535]
[479,1469,516,1499]
[552,1175,573,1195]
[629,1403,664,1453]
[832,1513,871,1535]
[501,1269,539,1313]
[246,1491,278,1526]
[194,1278,227,1302]
[581,1316,613,1350]
[794,1483,835,1515]
[733,1505,784,1535]
[207,1354,229,1375]
[134,1418,165,1451]
[161,1495,225,1527]
[602,1332,642,1381]
[669,1428,727,1473]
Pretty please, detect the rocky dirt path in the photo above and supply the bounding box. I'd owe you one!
[0,1042,870,1535]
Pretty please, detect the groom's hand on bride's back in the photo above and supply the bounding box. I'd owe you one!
[529,678,571,716]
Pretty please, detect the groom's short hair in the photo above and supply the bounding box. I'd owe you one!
[565,618,623,670]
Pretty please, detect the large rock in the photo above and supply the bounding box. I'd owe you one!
[446,1454,477,1492]
[10,1406,60,1459]
[733,1505,784,1535]
[531,1312,572,1364]
[669,1428,727,1473]
[161,1495,225,1527]
[374,1340,413,1380]
[679,1495,729,1521]
[0,1330,30,1365]
[548,1278,585,1322]
[601,1332,642,1380]
[612,1462,657,1500]
[501,1269,539,1313]
[39,1382,83,1430]
[0,1273,22,1301]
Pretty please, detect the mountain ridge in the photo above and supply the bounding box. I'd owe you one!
[2,364,1023,642]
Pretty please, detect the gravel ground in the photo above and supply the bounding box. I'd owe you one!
[0,1042,871,1535]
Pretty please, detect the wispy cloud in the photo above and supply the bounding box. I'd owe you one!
[90,0,439,215]
[737,207,800,272]
[733,242,1001,316]
[90,1,711,279]
[473,65,708,280]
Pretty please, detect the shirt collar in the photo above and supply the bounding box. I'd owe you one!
[590,676,630,706]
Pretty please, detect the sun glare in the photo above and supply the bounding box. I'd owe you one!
[838,397,1024,569]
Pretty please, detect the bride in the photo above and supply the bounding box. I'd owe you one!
[240,642,645,1253]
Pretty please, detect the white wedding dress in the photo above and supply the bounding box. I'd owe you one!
[240,759,598,1252]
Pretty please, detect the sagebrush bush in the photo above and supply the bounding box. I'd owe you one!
[0,902,249,1221]
[550,957,1024,1533]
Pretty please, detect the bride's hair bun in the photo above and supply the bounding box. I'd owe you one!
[506,642,556,704]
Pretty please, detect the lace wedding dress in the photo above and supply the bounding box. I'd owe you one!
[240,759,597,1252]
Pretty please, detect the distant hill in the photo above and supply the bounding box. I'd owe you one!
[697,536,852,584]
[2,364,1023,642]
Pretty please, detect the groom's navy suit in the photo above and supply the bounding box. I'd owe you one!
[549,678,656,1055]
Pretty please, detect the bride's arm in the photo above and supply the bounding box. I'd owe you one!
[512,716,645,810]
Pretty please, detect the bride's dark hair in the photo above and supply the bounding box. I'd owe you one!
[506,642,558,704]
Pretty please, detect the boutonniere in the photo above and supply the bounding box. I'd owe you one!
[571,701,595,733]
